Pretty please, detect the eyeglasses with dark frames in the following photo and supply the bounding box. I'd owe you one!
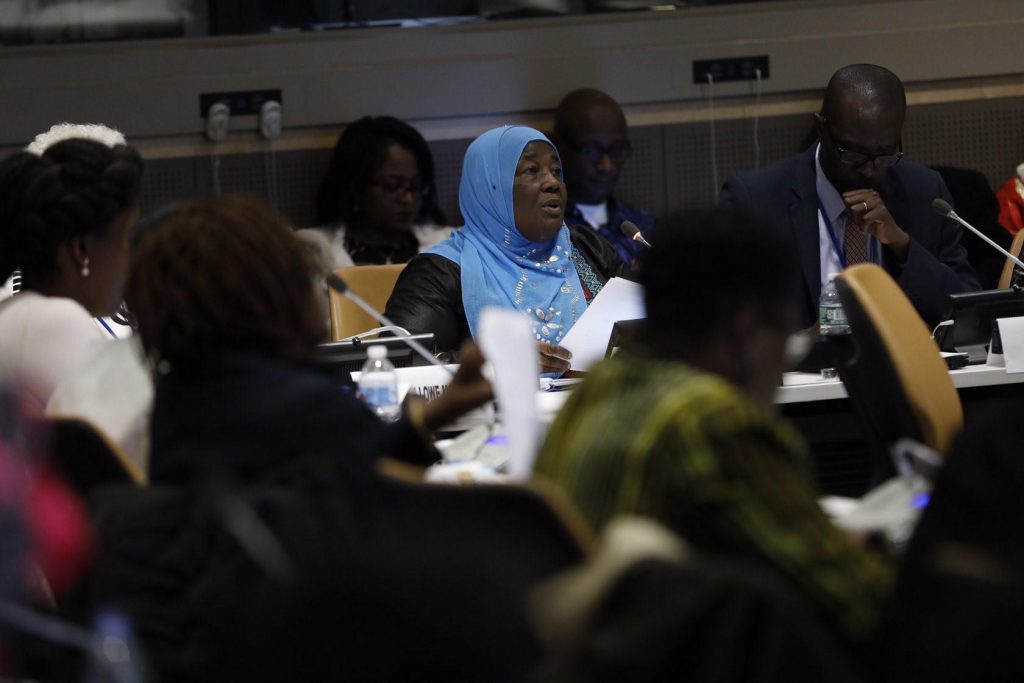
[566,139,633,165]
[820,118,904,169]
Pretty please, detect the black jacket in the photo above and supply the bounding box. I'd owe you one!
[384,224,626,354]
[91,352,439,681]
[720,147,981,329]
[148,352,436,484]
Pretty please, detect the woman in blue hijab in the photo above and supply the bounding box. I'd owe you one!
[385,125,624,373]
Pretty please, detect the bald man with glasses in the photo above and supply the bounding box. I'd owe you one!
[720,64,980,329]
[554,88,654,270]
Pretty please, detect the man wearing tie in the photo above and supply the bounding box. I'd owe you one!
[720,63,980,329]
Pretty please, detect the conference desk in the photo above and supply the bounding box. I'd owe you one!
[776,363,1024,404]
[779,363,1024,495]
[536,363,1024,417]
[534,363,1024,496]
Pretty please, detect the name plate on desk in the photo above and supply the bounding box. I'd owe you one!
[997,317,1024,374]
[351,364,495,429]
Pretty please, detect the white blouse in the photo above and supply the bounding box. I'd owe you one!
[0,292,108,406]
[295,223,453,270]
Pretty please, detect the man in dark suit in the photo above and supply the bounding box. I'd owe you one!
[720,64,980,329]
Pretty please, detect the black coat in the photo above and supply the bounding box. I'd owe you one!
[384,224,626,354]
[720,147,981,329]
[92,352,438,681]
[148,352,435,484]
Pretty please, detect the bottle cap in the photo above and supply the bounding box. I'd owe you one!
[367,345,387,360]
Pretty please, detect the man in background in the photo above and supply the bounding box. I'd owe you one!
[554,88,654,269]
[720,64,979,329]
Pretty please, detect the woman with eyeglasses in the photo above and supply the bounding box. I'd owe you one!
[298,116,451,267]
[384,125,625,374]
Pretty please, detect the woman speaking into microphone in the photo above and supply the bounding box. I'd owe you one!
[385,125,625,374]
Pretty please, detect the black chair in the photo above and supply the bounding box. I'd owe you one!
[43,417,143,496]
[89,456,593,683]
[932,165,1012,289]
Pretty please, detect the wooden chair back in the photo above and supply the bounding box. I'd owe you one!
[836,264,963,460]
[328,264,407,340]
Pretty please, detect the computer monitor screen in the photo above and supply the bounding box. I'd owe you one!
[605,319,645,358]
[312,334,435,386]
[941,288,1024,361]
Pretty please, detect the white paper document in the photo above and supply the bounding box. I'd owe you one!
[561,277,645,372]
[997,316,1024,373]
[479,307,541,480]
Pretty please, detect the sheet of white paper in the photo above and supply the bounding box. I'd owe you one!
[560,277,645,371]
[479,307,541,481]
[997,316,1024,373]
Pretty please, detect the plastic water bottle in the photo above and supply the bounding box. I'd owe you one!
[819,273,850,335]
[358,345,401,422]
[85,609,148,683]
[817,273,848,380]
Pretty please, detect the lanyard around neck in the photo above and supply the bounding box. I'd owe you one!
[95,317,117,339]
[817,195,847,269]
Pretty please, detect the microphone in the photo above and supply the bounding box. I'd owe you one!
[325,273,454,375]
[620,220,653,249]
[931,198,1024,271]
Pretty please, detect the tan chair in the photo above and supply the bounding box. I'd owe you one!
[327,264,407,340]
[997,229,1024,288]
[835,264,963,469]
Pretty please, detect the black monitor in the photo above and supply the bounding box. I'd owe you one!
[312,334,436,386]
[604,319,646,358]
[940,287,1024,362]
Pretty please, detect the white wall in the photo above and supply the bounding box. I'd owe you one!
[1,0,1022,150]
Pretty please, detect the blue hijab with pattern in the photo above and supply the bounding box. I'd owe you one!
[426,125,586,344]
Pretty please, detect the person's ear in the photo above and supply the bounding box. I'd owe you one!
[813,112,827,140]
[730,307,759,347]
[69,237,90,268]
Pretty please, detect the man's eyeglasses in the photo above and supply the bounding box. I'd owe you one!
[821,119,903,169]
[369,177,430,198]
[567,140,632,165]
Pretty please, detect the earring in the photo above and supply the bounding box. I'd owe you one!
[81,256,90,278]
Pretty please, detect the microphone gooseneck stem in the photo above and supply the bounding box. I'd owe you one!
[633,233,653,249]
[948,210,1024,271]
[342,288,455,376]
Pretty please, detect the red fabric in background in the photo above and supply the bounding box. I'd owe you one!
[25,465,92,597]
[996,178,1024,236]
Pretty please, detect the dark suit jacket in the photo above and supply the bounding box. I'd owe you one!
[719,147,981,329]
